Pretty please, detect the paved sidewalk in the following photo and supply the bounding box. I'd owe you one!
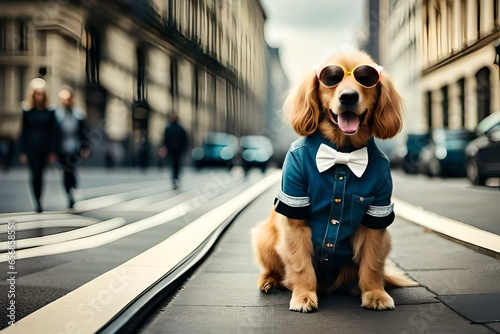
[141,185,500,334]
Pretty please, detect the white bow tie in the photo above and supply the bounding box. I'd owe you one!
[316,144,369,177]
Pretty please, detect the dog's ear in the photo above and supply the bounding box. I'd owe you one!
[372,73,403,139]
[284,70,321,137]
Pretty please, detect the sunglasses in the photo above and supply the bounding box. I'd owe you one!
[316,64,383,89]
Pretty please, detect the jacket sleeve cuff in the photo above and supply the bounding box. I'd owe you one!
[361,203,395,229]
[273,190,310,220]
[361,211,395,229]
[274,198,310,219]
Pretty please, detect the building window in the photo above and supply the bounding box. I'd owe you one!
[475,67,491,123]
[494,0,499,28]
[175,0,182,30]
[167,0,174,26]
[170,58,178,109]
[435,3,442,56]
[461,0,467,47]
[85,25,101,83]
[136,47,146,101]
[18,66,27,103]
[18,19,28,52]
[0,20,6,51]
[458,78,466,127]
[426,91,432,130]
[441,86,449,128]
[476,0,481,39]
[0,66,5,104]
[191,0,197,40]
[446,1,454,51]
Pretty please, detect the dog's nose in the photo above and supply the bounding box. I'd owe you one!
[339,90,359,106]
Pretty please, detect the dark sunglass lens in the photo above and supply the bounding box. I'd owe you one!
[354,65,379,87]
[320,66,344,87]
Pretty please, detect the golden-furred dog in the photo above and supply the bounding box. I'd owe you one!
[251,51,417,313]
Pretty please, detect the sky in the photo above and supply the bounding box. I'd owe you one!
[260,0,366,87]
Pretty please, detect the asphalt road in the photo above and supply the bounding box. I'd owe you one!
[0,166,267,329]
[392,171,500,235]
[0,167,498,331]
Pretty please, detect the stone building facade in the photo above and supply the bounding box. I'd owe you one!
[0,0,268,165]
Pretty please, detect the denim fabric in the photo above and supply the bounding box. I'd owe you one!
[274,132,395,276]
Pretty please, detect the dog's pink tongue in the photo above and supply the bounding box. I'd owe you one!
[338,112,360,134]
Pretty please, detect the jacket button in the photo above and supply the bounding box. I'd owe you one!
[330,219,339,225]
[339,176,344,180]
[334,198,341,203]
[360,197,364,201]
[326,243,334,248]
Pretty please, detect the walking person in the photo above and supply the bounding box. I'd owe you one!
[159,113,188,189]
[55,86,89,208]
[18,78,59,213]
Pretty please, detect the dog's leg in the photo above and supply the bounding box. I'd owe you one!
[276,217,318,313]
[352,225,395,310]
[251,215,284,293]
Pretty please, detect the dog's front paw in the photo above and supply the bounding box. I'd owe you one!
[258,273,282,293]
[361,290,395,310]
[289,288,318,313]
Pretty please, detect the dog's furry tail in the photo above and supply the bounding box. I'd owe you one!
[384,260,419,288]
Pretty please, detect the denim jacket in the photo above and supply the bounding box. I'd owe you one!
[274,132,395,276]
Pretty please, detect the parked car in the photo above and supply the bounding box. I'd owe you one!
[191,132,239,170]
[401,133,430,174]
[418,128,476,177]
[240,136,273,173]
[465,112,500,185]
[374,138,405,167]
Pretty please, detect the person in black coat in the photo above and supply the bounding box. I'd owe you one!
[55,86,90,208]
[159,113,189,189]
[19,78,59,213]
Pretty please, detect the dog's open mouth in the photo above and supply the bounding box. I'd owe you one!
[330,110,361,135]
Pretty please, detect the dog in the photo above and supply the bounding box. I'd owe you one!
[251,51,417,313]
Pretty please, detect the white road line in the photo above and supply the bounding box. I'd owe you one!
[139,178,245,212]
[72,172,236,212]
[72,184,169,212]
[0,203,191,262]
[109,192,170,211]
[114,176,245,212]
[0,176,255,262]
[75,179,165,197]
[393,197,500,254]
[0,218,98,234]
[140,190,197,212]
[0,218,126,251]
[0,213,93,225]
[0,170,281,334]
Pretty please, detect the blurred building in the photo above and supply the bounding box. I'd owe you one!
[263,44,295,166]
[420,0,499,132]
[376,0,500,134]
[0,0,268,166]
[359,0,382,64]
[359,0,422,165]
[365,0,422,135]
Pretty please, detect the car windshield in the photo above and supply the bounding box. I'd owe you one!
[433,130,472,142]
[205,143,229,148]
[205,133,237,147]
[444,132,475,141]
[240,137,272,149]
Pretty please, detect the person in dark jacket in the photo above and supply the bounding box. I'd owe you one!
[159,113,188,189]
[19,78,59,213]
[55,86,90,208]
